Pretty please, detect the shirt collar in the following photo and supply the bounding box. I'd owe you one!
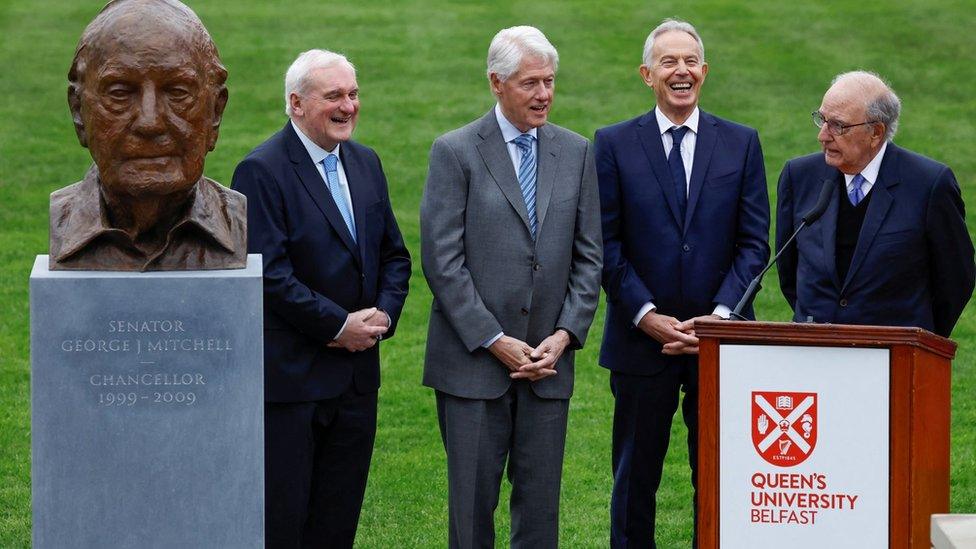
[51,165,238,263]
[494,103,538,143]
[655,106,700,136]
[291,119,341,164]
[844,141,888,186]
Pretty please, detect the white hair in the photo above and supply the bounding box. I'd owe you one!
[486,25,559,82]
[831,70,901,141]
[642,18,705,66]
[284,49,356,116]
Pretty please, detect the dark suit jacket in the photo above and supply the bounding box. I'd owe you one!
[596,109,770,375]
[231,122,411,402]
[776,143,975,337]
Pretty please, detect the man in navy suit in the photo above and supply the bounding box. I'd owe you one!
[595,19,770,547]
[777,71,974,338]
[231,50,411,548]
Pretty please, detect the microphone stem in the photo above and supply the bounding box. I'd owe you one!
[729,219,808,320]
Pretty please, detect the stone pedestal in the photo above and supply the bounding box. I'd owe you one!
[30,255,264,548]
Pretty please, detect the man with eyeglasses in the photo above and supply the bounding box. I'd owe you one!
[776,70,974,338]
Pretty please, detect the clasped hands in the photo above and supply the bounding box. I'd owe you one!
[489,331,571,381]
[327,307,389,352]
[638,311,720,355]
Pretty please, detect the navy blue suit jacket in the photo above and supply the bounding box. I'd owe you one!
[776,143,974,338]
[231,122,411,402]
[596,110,770,375]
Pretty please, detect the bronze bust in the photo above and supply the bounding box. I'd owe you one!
[50,0,246,271]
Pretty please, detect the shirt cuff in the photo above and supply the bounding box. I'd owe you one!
[333,316,350,341]
[482,332,504,348]
[712,304,732,320]
[633,302,656,326]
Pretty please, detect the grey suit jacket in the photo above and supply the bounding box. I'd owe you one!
[421,110,602,400]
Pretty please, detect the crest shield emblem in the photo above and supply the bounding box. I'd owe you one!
[751,391,818,467]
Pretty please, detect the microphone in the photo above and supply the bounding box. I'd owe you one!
[729,178,834,320]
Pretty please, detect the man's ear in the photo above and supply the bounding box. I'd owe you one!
[68,84,88,148]
[872,122,886,145]
[639,65,653,88]
[489,73,503,97]
[207,85,229,151]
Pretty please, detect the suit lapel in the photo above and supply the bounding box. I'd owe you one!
[636,111,683,229]
[684,112,717,234]
[475,112,532,234]
[842,146,898,292]
[534,124,560,230]
[284,123,361,266]
[340,144,370,267]
[820,168,842,290]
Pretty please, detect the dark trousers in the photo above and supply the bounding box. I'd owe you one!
[436,382,569,549]
[264,388,378,549]
[609,359,698,549]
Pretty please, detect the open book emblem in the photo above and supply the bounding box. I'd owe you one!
[752,391,818,467]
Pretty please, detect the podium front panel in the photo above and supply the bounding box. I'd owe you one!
[717,344,889,547]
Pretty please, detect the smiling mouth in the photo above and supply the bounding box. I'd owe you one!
[669,82,693,91]
[331,115,352,124]
[530,104,548,113]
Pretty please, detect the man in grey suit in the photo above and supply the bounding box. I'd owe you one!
[421,25,603,549]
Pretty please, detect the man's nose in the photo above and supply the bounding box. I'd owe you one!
[338,96,357,113]
[817,123,832,142]
[132,85,166,136]
[533,82,551,100]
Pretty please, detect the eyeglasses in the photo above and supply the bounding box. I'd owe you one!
[811,111,875,136]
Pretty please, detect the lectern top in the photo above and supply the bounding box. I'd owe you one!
[694,320,956,359]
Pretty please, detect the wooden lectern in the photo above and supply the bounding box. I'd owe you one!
[695,320,956,549]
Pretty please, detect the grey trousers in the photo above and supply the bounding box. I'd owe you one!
[436,382,570,549]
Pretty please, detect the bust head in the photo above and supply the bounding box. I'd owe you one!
[50,0,245,271]
[67,0,228,201]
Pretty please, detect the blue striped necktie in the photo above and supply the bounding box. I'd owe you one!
[513,134,538,239]
[323,154,356,242]
[848,173,866,206]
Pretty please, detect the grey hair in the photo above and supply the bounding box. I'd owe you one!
[284,49,356,116]
[831,70,901,141]
[642,18,705,66]
[486,26,559,82]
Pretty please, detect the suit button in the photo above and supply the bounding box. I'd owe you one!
[682,244,691,252]
[521,308,529,316]
[839,299,848,307]
[533,264,541,271]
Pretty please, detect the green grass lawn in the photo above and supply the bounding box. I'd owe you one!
[2,0,975,546]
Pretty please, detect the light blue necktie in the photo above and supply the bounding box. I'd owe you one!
[323,154,356,242]
[848,173,867,206]
[513,134,538,239]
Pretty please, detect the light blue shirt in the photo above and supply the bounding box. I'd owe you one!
[291,120,355,223]
[289,120,363,340]
[495,103,539,174]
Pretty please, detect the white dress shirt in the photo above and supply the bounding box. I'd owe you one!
[634,106,731,325]
[844,141,887,196]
